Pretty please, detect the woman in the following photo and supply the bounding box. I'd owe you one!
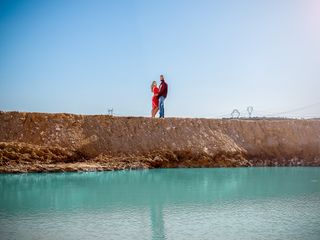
[151,81,159,118]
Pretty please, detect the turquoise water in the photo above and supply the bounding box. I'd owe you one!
[0,168,320,240]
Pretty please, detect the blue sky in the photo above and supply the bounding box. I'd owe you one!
[1,0,319,118]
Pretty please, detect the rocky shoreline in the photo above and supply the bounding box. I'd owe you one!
[0,112,319,173]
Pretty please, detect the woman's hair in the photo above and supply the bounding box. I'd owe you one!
[151,81,157,92]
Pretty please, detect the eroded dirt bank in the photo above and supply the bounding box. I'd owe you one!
[0,111,319,173]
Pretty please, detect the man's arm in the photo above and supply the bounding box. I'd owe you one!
[157,83,164,97]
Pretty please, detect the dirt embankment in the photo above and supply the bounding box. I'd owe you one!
[0,111,319,173]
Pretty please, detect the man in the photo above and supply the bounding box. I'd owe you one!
[157,75,168,118]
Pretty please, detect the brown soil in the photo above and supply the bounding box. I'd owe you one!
[0,111,319,173]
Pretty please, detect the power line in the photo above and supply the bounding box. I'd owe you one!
[266,102,320,117]
[215,101,320,119]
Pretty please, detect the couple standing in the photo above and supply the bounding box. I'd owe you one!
[151,75,168,118]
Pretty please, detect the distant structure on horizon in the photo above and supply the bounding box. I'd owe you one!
[107,108,114,116]
[230,106,254,119]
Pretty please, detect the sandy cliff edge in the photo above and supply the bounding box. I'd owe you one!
[0,111,319,173]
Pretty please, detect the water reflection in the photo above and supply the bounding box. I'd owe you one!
[151,203,165,240]
[0,168,320,240]
[1,168,319,212]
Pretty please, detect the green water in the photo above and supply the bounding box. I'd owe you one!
[0,167,320,240]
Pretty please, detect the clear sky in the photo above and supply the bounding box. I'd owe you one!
[1,0,319,118]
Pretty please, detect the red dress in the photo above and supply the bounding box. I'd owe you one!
[152,86,159,109]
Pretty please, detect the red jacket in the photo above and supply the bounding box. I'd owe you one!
[158,80,168,98]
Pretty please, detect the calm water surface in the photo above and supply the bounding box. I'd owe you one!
[0,167,320,240]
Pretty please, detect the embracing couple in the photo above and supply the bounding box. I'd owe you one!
[151,74,168,118]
